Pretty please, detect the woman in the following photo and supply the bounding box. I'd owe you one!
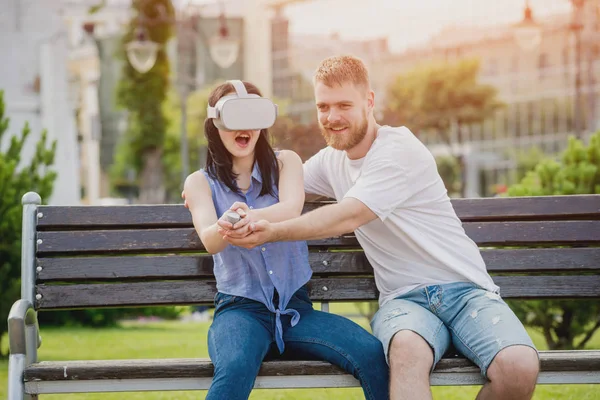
[183,80,389,400]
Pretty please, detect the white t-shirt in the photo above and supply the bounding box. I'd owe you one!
[303,125,499,306]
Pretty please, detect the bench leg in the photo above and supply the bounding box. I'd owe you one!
[8,300,40,400]
[8,354,37,400]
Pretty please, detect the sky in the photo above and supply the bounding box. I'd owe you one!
[281,0,573,52]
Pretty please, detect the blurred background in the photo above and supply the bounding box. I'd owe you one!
[1,0,599,206]
[1,2,600,398]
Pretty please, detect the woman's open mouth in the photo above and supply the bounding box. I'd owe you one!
[235,133,251,147]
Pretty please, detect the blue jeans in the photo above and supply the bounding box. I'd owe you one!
[371,281,537,378]
[206,286,389,400]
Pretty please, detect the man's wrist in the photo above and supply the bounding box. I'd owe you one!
[270,221,285,243]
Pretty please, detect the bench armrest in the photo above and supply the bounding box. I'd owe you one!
[8,299,41,361]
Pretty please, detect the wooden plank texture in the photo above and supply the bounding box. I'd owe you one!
[35,275,600,310]
[36,221,600,255]
[35,278,377,309]
[36,252,370,282]
[23,351,600,382]
[449,195,600,222]
[36,195,600,230]
[36,248,600,283]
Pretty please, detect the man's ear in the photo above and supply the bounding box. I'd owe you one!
[368,90,375,110]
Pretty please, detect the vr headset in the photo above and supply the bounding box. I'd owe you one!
[207,80,278,131]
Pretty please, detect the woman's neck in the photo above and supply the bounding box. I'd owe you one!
[232,154,255,176]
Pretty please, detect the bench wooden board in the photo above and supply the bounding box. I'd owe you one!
[21,351,600,394]
[8,194,600,398]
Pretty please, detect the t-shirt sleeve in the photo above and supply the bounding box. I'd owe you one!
[303,149,336,198]
[344,139,433,221]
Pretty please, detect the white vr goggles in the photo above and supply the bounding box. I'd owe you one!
[207,80,278,131]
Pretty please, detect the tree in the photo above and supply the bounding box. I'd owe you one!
[383,58,504,196]
[116,0,175,204]
[436,155,462,197]
[0,90,57,358]
[112,86,212,203]
[162,87,211,202]
[270,118,325,162]
[506,132,600,350]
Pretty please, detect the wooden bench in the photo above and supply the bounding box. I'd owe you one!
[8,191,600,398]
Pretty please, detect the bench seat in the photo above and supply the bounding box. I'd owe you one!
[7,193,600,398]
[23,350,600,394]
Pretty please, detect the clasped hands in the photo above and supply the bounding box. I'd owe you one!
[182,190,270,249]
[217,201,256,239]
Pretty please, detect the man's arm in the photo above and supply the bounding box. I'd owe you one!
[223,197,377,248]
[274,197,377,240]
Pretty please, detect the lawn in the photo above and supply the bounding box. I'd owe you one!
[1,305,599,399]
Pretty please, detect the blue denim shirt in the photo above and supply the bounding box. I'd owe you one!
[201,163,312,353]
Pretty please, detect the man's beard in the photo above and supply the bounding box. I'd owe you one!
[320,112,368,151]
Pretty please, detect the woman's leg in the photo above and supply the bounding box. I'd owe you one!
[206,296,273,400]
[282,308,390,400]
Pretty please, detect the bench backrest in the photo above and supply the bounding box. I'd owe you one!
[29,195,600,311]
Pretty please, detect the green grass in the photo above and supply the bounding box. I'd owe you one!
[1,309,599,399]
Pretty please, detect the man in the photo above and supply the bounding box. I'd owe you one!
[185,55,540,400]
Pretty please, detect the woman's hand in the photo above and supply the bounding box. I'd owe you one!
[217,202,255,239]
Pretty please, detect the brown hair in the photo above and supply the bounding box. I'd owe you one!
[204,81,278,197]
[313,55,370,90]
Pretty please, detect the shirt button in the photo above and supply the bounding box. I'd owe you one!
[249,206,254,209]
[269,270,273,275]
[261,247,266,252]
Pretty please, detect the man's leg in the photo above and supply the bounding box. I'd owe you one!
[476,345,539,400]
[282,308,390,400]
[371,291,451,400]
[439,283,540,400]
[206,295,273,400]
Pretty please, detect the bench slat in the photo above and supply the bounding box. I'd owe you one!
[36,248,600,283]
[35,275,600,310]
[36,252,369,282]
[35,195,600,230]
[36,221,600,255]
[449,195,600,222]
[23,351,600,381]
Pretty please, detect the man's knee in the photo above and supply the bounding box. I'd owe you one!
[488,346,539,393]
[388,330,434,372]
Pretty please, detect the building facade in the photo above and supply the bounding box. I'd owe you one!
[1,0,81,205]
[370,2,600,196]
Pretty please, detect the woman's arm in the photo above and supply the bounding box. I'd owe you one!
[252,149,305,221]
[183,171,229,254]
[221,150,305,239]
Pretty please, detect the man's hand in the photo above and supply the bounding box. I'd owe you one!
[182,190,189,209]
[222,220,275,249]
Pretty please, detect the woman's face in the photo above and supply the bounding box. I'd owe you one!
[217,128,261,159]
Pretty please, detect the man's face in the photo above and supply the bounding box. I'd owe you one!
[315,81,371,151]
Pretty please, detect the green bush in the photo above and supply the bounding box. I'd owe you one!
[506,132,600,350]
[0,90,57,358]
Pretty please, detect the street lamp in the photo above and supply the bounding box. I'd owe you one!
[126,27,160,74]
[125,0,240,184]
[126,2,240,74]
[208,12,240,69]
[569,0,585,138]
[512,0,542,51]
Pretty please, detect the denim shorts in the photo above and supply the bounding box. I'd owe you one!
[370,281,537,378]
